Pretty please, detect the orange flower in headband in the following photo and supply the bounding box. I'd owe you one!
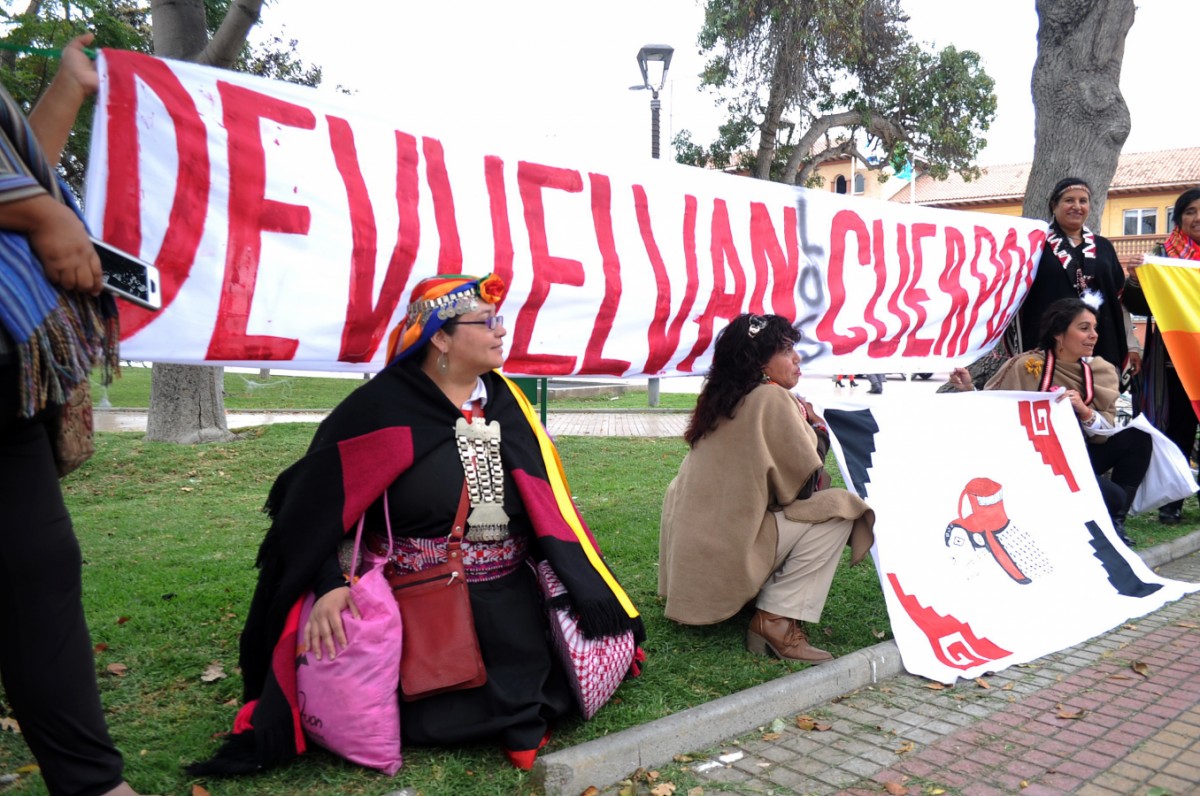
[478,273,506,305]
[384,273,508,364]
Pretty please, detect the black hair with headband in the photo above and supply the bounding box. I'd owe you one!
[1047,177,1092,218]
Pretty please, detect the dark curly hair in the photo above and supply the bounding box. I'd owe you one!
[684,314,801,446]
[1037,298,1096,352]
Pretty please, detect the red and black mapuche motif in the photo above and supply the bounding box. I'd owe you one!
[944,477,1052,585]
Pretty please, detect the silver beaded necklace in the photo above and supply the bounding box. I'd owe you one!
[454,416,510,541]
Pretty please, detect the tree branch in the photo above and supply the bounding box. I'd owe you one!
[200,0,264,68]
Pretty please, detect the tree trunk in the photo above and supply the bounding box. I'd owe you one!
[143,0,245,443]
[1021,0,1135,226]
[146,363,235,443]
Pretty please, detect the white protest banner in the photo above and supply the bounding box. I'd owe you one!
[85,49,1047,376]
[821,389,1199,684]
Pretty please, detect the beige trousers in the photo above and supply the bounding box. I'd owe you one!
[755,510,854,623]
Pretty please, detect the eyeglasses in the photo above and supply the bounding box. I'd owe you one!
[456,315,504,330]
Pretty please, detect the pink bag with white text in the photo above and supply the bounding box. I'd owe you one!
[296,512,403,774]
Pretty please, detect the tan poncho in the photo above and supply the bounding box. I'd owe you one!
[659,384,874,625]
[985,350,1120,434]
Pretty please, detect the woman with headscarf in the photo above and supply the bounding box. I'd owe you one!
[1123,186,1200,524]
[190,273,644,775]
[1014,178,1131,375]
[949,298,1151,544]
[659,314,874,664]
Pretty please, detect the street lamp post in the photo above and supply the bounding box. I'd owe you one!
[631,43,673,407]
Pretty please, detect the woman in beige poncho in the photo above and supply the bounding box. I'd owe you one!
[659,314,874,664]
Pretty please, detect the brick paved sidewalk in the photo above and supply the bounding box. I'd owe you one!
[640,551,1200,796]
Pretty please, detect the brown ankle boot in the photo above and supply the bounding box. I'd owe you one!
[746,609,834,663]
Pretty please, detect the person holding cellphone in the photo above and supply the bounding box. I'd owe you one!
[0,34,147,796]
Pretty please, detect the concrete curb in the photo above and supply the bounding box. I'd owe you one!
[535,640,904,795]
[533,528,1200,796]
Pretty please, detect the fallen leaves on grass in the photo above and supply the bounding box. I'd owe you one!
[1131,661,1151,678]
[580,788,600,796]
[192,786,212,796]
[105,663,128,677]
[872,628,887,639]
[649,784,676,796]
[894,740,915,755]
[761,732,781,741]
[116,616,130,625]
[0,716,20,733]
[974,677,990,689]
[795,715,832,731]
[200,662,227,682]
[94,642,108,653]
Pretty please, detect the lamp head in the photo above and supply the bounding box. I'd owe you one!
[635,44,674,92]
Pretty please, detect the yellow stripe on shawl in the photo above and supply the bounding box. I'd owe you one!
[497,373,639,619]
[1136,258,1200,407]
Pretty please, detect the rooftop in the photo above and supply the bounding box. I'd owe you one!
[895,147,1200,206]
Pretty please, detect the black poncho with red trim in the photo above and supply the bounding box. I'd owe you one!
[190,359,643,773]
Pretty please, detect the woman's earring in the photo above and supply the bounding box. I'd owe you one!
[438,351,450,374]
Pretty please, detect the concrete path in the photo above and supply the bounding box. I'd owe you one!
[537,534,1200,796]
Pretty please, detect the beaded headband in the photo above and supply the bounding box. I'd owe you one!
[385,273,507,364]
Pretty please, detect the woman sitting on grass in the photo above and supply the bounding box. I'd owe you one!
[190,273,644,776]
[659,313,874,663]
[948,297,1150,545]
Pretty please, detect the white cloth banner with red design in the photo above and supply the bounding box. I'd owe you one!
[84,50,1048,376]
[820,389,1200,684]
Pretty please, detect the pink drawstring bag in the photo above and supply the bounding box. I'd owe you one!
[296,502,403,775]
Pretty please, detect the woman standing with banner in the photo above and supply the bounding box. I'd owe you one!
[1123,186,1200,524]
[950,298,1150,544]
[659,314,874,664]
[1015,178,1130,374]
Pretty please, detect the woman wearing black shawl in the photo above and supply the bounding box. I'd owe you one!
[190,273,644,776]
[1015,178,1130,373]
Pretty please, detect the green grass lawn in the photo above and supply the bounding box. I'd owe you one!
[94,368,698,412]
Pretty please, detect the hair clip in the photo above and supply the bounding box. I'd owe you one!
[747,315,768,338]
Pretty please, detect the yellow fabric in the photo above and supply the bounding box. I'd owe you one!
[497,373,639,620]
[1137,259,1200,407]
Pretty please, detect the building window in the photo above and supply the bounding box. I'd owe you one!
[1166,206,1175,231]
[835,175,848,194]
[853,173,865,194]
[1123,208,1157,236]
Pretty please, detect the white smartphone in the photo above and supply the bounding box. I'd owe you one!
[92,237,162,311]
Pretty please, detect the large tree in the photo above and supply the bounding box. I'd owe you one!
[674,0,997,186]
[147,0,321,443]
[1021,0,1134,226]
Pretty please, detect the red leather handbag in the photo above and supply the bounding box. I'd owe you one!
[388,483,487,701]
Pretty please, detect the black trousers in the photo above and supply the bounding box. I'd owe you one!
[1088,426,1153,518]
[0,365,124,796]
[1159,367,1198,514]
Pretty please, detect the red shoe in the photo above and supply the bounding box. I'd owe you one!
[504,729,552,770]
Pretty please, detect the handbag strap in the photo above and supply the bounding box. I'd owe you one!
[350,492,397,578]
[448,481,469,552]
